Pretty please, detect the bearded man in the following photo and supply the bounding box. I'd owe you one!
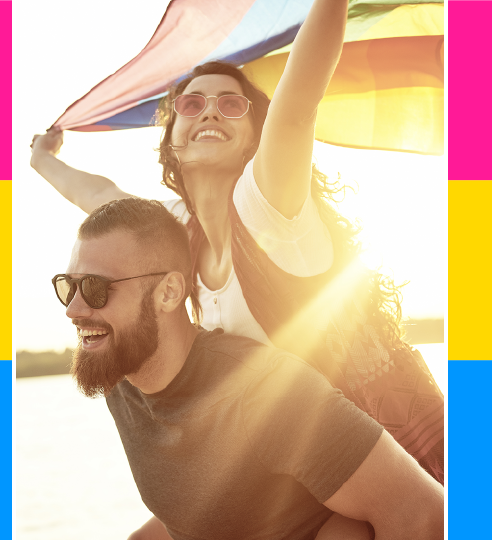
[54,197,443,540]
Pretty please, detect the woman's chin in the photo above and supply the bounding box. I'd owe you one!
[183,152,243,172]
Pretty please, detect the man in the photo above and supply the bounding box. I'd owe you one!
[55,197,443,540]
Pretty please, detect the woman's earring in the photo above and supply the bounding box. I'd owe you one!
[168,145,182,168]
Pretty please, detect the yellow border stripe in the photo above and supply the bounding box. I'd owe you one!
[449,181,492,360]
[0,182,11,360]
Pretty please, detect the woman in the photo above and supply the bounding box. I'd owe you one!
[31,0,443,537]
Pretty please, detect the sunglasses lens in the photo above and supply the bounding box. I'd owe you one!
[217,95,249,118]
[81,276,107,309]
[174,94,206,117]
[55,276,73,307]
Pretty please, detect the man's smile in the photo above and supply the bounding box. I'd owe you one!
[76,326,110,349]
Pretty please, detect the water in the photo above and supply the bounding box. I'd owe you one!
[16,376,153,540]
[16,344,446,540]
[414,343,447,395]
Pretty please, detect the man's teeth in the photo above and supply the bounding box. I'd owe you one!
[194,129,228,142]
[80,329,108,336]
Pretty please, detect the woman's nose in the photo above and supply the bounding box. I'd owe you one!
[200,96,221,120]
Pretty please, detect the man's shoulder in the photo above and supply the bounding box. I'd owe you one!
[195,328,305,378]
[194,328,285,372]
[183,329,328,408]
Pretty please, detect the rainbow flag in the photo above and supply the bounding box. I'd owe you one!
[53,0,444,155]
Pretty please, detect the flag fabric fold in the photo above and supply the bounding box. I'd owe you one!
[53,0,444,155]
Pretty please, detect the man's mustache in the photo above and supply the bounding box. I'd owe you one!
[72,319,112,332]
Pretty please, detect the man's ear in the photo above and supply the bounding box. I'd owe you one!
[153,272,187,314]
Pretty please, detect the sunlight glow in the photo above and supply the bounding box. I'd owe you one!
[269,258,393,393]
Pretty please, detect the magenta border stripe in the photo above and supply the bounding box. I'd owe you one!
[0,1,12,179]
[449,2,492,180]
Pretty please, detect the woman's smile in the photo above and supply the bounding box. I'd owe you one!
[192,126,231,142]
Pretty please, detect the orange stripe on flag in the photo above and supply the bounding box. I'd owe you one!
[243,35,444,154]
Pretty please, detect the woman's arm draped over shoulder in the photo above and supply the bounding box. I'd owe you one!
[30,129,134,214]
[323,431,444,540]
[254,0,348,219]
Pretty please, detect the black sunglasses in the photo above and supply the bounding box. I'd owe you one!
[52,272,169,309]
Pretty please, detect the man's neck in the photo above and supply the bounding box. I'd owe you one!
[126,314,200,395]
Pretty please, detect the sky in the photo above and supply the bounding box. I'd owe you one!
[14,1,446,352]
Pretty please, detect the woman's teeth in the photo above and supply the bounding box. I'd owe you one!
[193,129,228,142]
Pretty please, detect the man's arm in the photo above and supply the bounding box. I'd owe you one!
[323,430,444,540]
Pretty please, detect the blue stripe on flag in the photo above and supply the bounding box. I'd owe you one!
[98,0,314,129]
[200,0,312,65]
[95,100,162,129]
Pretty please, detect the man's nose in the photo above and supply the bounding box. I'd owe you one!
[65,286,93,319]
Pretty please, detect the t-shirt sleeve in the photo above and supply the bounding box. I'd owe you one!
[241,354,383,503]
[232,157,334,276]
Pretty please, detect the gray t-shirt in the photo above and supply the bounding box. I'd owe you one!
[107,329,383,540]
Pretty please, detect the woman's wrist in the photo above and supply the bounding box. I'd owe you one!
[30,147,58,173]
[30,147,48,170]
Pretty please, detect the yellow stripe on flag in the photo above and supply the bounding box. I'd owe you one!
[359,4,444,41]
[243,35,444,154]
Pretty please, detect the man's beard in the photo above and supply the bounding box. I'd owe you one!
[71,294,159,398]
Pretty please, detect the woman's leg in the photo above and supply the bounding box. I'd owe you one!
[127,512,373,540]
[127,516,173,540]
[315,513,374,540]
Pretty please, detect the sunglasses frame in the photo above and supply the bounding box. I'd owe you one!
[52,272,169,309]
[172,94,252,119]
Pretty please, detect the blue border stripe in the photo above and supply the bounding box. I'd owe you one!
[449,361,491,538]
[0,362,12,537]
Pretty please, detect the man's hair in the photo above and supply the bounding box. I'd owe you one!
[78,197,193,304]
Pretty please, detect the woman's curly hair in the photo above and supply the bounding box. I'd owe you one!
[156,61,405,351]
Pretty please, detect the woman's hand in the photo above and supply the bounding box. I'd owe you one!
[31,128,64,158]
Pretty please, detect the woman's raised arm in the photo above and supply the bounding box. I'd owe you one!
[30,129,134,214]
[254,0,348,218]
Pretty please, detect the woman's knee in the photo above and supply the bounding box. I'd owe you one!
[126,516,170,540]
[315,512,374,540]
